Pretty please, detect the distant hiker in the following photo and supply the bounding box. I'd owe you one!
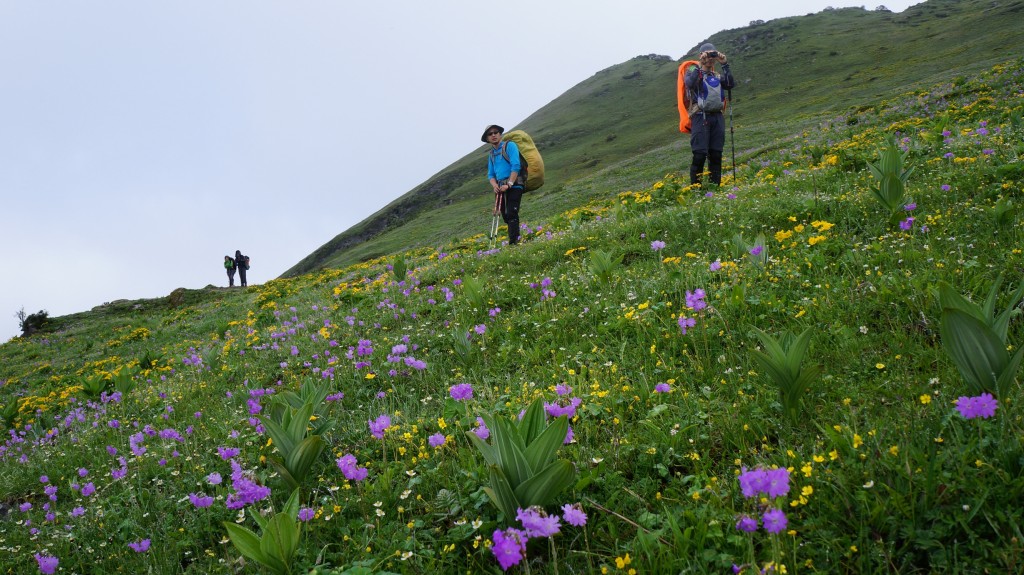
[234,250,249,287]
[683,43,735,187]
[483,124,524,245]
[224,255,236,287]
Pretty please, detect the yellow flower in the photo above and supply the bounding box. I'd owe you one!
[919,394,932,405]
[889,445,899,456]
[853,434,863,448]
[875,363,885,370]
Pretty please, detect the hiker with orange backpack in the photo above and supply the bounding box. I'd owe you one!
[681,43,735,187]
[483,124,524,245]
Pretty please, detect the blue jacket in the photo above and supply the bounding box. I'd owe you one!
[487,141,521,182]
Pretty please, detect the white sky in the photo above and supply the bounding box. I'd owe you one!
[0,0,922,341]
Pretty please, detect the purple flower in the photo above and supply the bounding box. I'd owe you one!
[710,259,722,271]
[678,315,696,335]
[449,383,474,401]
[899,217,915,231]
[491,528,528,571]
[749,245,764,256]
[336,454,369,481]
[517,507,561,538]
[762,508,788,534]
[735,515,759,532]
[474,324,487,335]
[941,184,951,191]
[561,503,587,527]
[472,417,490,440]
[545,397,582,418]
[686,288,707,311]
[654,383,671,393]
[70,506,86,518]
[369,414,391,439]
[555,384,572,396]
[81,482,96,497]
[217,446,240,460]
[765,467,791,498]
[189,493,214,508]
[650,240,666,251]
[207,472,223,485]
[78,468,89,478]
[128,538,152,553]
[34,554,59,574]
[955,393,998,420]
[298,507,316,522]
[39,475,49,484]
[904,203,917,211]
[20,502,32,512]
[428,433,447,448]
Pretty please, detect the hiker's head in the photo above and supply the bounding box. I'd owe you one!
[481,125,504,143]
[698,43,719,62]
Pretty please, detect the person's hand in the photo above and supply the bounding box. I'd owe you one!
[717,52,728,64]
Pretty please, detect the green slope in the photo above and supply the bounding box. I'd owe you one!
[288,0,1023,276]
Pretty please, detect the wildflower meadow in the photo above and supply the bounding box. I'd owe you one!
[2,59,1023,574]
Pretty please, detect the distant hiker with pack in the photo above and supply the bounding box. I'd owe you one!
[224,255,236,287]
[234,250,249,287]
[680,43,735,187]
[484,124,525,246]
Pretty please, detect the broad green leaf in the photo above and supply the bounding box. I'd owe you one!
[524,415,568,474]
[514,460,576,508]
[993,279,1024,342]
[492,417,533,486]
[286,403,316,443]
[466,430,497,466]
[261,513,300,573]
[267,457,300,493]
[940,308,1008,395]
[518,398,547,446]
[260,416,298,458]
[224,522,272,565]
[284,435,325,484]
[996,345,1024,398]
[486,465,520,519]
[282,488,302,521]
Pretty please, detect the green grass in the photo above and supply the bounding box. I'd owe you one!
[2,54,1023,574]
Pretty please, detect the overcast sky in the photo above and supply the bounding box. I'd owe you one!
[0,0,922,342]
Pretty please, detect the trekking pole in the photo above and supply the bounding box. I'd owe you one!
[728,88,737,185]
[489,191,504,249]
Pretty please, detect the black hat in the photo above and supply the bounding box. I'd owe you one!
[481,124,504,142]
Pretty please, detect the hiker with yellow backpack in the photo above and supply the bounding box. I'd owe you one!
[678,43,735,187]
[482,124,544,246]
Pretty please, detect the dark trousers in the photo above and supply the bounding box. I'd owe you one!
[501,186,524,244]
[227,269,236,287]
[689,111,726,186]
[238,266,247,287]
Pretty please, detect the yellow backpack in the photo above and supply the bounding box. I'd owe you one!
[497,130,545,191]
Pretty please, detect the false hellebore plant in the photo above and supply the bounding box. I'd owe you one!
[866,134,916,221]
[749,327,820,425]
[937,276,1024,398]
[467,398,577,519]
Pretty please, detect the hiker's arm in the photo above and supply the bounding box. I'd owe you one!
[684,65,700,90]
[721,62,735,90]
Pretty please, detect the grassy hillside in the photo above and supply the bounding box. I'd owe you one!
[284,0,1024,277]
[1,42,1023,573]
